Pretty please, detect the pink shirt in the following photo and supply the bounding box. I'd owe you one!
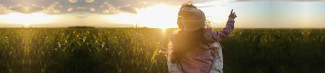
[170,18,234,73]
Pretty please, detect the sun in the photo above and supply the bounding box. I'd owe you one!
[135,4,179,28]
[1,12,57,26]
[100,4,182,28]
[161,27,167,33]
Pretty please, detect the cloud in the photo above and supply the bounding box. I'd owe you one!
[234,0,325,2]
[0,0,68,14]
[10,4,44,14]
[0,0,216,15]
[89,0,215,14]
[85,0,95,3]
[0,4,8,14]
[68,0,78,3]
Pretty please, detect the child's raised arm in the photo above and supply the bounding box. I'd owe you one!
[205,9,237,42]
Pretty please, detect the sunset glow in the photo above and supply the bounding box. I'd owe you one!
[0,12,57,26]
[0,0,324,28]
[135,4,178,28]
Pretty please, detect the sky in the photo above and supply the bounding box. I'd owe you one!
[0,0,324,28]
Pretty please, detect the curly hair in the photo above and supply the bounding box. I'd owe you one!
[177,1,197,30]
[180,1,197,9]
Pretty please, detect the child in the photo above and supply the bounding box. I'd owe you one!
[168,2,236,73]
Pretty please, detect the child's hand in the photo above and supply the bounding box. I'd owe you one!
[229,9,237,19]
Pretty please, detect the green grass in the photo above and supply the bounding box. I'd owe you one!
[0,28,324,73]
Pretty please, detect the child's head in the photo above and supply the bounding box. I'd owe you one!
[171,2,208,64]
[177,2,206,31]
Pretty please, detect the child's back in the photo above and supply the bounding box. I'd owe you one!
[169,18,234,73]
[168,2,236,73]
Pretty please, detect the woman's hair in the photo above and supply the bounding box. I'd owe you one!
[171,2,206,64]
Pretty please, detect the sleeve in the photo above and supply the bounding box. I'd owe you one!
[208,18,235,42]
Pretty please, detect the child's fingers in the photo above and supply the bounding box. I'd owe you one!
[230,9,233,14]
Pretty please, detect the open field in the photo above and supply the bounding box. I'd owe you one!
[0,28,324,73]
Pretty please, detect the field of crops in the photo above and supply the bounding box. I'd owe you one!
[0,28,324,73]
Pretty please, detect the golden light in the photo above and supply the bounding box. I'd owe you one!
[100,4,179,29]
[161,28,167,33]
[0,12,57,26]
[197,1,230,28]
[103,13,138,24]
[24,7,30,12]
[135,4,179,28]
[98,2,231,29]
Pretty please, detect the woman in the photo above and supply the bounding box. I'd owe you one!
[167,2,237,73]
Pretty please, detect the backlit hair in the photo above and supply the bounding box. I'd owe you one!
[180,1,197,9]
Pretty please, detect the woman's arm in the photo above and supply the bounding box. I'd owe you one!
[206,9,236,42]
